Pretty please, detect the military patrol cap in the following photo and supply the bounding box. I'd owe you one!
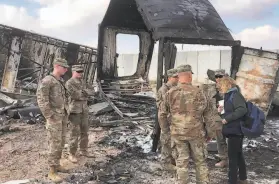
[72,65,84,72]
[53,58,69,68]
[177,64,194,74]
[167,68,178,77]
[215,69,226,76]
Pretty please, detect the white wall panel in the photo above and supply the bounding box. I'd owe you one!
[118,49,233,82]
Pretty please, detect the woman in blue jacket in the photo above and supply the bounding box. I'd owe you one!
[217,76,248,184]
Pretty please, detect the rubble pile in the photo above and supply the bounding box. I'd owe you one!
[88,91,157,153]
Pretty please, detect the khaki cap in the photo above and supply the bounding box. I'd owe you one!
[53,58,69,68]
[167,68,178,77]
[72,65,84,72]
[177,64,194,74]
[215,69,226,76]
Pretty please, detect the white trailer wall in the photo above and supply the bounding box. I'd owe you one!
[117,49,279,84]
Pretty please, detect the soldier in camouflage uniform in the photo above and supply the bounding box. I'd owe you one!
[37,58,69,183]
[212,69,228,168]
[161,65,210,184]
[66,65,94,163]
[157,68,178,170]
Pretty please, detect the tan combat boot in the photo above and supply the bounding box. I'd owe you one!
[79,150,88,157]
[80,150,94,158]
[48,166,62,183]
[68,153,78,163]
[162,163,176,172]
[56,165,69,173]
[215,160,228,168]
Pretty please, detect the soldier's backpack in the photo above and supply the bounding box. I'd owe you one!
[229,92,265,138]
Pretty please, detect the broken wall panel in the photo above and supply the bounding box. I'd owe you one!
[1,36,23,92]
[235,48,279,114]
[0,24,98,95]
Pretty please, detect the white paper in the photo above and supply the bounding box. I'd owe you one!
[218,100,225,114]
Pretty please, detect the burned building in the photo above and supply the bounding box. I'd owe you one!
[0,24,97,97]
[96,0,279,151]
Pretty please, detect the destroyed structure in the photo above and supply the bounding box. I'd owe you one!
[96,0,279,151]
[1,0,279,183]
[1,0,279,150]
[0,24,97,121]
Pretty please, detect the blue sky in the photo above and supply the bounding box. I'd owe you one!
[223,5,279,34]
[0,0,279,51]
[3,0,279,33]
[0,0,41,16]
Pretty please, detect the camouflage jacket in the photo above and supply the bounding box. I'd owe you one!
[37,75,69,119]
[65,78,94,114]
[156,82,176,132]
[156,82,175,107]
[161,83,207,140]
[202,84,222,137]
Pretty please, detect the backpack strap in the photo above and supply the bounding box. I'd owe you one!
[228,91,235,102]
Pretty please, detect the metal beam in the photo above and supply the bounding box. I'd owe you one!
[165,37,241,47]
[1,36,23,92]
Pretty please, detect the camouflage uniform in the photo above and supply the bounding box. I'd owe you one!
[37,58,69,167]
[157,68,178,165]
[213,69,228,161]
[161,65,210,184]
[66,65,94,156]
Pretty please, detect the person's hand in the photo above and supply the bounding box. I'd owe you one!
[218,105,224,113]
[206,137,212,142]
[222,119,227,124]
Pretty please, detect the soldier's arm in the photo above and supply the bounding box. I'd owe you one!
[65,80,83,100]
[83,83,95,96]
[196,89,207,112]
[203,98,217,138]
[37,79,55,119]
[158,91,170,131]
[156,90,162,107]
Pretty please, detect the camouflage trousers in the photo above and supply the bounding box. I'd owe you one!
[46,114,68,167]
[173,138,209,184]
[68,112,89,155]
[216,130,228,160]
[160,130,176,164]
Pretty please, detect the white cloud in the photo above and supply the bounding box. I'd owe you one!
[0,5,39,31]
[0,1,279,53]
[210,0,279,18]
[233,25,279,50]
[0,1,109,48]
[38,0,109,29]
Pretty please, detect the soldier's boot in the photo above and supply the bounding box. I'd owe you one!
[48,166,63,183]
[176,168,189,184]
[170,157,176,166]
[162,163,176,172]
[215,160,228,168]
[68,154,78,163]
[80,150,94,158]
[56,165,69,173]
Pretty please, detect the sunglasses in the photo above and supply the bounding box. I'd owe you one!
[215,75,223,79]
[76,71,84,73]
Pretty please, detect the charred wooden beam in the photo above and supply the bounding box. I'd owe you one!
[97,82,124,118]
[153,38,164,152]
[1,30,24,92]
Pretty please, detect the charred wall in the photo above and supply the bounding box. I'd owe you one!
[0,24,97,93]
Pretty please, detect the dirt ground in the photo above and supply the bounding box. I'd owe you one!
[0,117,279,184]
